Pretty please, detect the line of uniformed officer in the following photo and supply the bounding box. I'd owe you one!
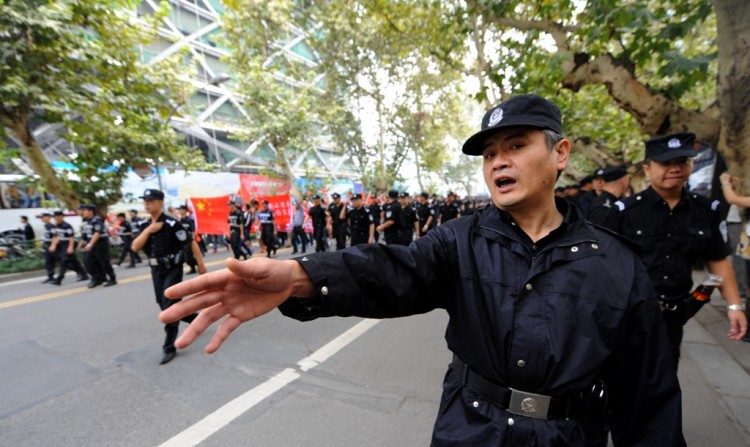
[228,199,250,260]
[308,195,328,252]
[78,204,117,288]
[131,188,203,365]
[47,210,88,285]
[339,193,374,246]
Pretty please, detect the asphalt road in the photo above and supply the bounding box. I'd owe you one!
[1,248,748,446]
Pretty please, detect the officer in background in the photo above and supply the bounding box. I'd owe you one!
[39,212,57,283]
[257,200,277,257]
[162,94,684,446]
[291,201,307,254]
[367,194,382,242]
[340,193,374,246]
[416,192,435,237]
[586,165,630,228]
[575,175,596,214]
[376,190,401,245]
[131,189,203,364]
[398,192,419,245]
[308,195,327,252]
[327,193,346,250]
[177,205,199,273]
[128,209,145,265]
[609,133,747,367]
[243,202,256,256]
[49,210,88,285]
[78,204,116,288]
[115,212,137,268]
[228,199,249,261]
[438,191,460,225]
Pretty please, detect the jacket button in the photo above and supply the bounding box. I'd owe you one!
[507,417,515,426]
[301,257,309,262]
[591,243,598,250]
[636,196,642,201]
[636,230,642,235]
[525,283,533,291]
[663,275,668,280]
[472,401,479,408]
[570,246,578,253]
[698,230,704,236]
[517,360,526,368]
[321,286,329,296]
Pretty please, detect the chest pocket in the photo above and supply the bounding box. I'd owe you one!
[686,225,711,254]
[621,226,654,248]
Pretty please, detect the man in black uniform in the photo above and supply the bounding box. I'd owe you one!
[177,205,199,273]
[20,215,35,247]
[308,195,327,252]
[327,193,346,250]
[162,94,684,446]
[416,192,435,237]
[49,210,88,285]
[575,174,596,214]
[339,193,374,246]
[228,200,249,260]
[376,190,401,245]
[608,133,747,367]
[367,195,382,242]
[128,209,144,265]
[78,204,116,288]
[115,212,137,268]
[398,192,419,245]
[131,189,202,364]
[438,191,460,225]
[39,212,57,283]
[257,200,277,257]
[586,165,630,227]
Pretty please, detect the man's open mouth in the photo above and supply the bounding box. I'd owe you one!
[494,177,517,188]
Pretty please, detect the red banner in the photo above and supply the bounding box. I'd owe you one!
[189,195,231,235]
[238,174,290,203]
[258,194,292,232]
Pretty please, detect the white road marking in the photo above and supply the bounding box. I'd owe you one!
[1,275,48,287]
[158,318,380,447]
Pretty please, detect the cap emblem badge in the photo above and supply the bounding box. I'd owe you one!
[667,138,681,149]
[488,108,504,127]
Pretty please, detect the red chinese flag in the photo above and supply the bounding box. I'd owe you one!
[188,196,231,235]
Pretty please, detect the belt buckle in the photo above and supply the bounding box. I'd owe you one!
[659,301,678,312]
[149,258,159,267]
[508,388,551,419]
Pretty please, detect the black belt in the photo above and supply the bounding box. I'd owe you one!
[450,357,582,420]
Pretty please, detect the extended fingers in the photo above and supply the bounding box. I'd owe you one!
[159,288,224,323]
[164,265,234,299]
[174,302,227,349]
[205,316,242,354]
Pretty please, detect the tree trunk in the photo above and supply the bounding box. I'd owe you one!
[10,115,81,210]
[270,138,301,201]
[714,0,750,192]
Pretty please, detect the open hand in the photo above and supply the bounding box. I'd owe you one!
[728,309,748,341]
[160,257,312,353]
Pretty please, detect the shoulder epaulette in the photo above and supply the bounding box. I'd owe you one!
[587,222,642,254]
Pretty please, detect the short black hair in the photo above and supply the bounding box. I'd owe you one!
[117,212,126,218]
[20,215,28,222]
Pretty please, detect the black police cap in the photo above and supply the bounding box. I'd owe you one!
[139,189,165,200]
[40,211,52,217]
[462,94,563,156]
[332,192,341,199]
[579,175,593,186]
[78,204,96,211]
[645,133,696,162]
[352,193,363,200]
[313,194,321,200]
[399,191,410,198]
[388,190,399,198]
[177,204,188,210]
[420,192,429,199]
[598,165,628,182]
[53,210,64,216]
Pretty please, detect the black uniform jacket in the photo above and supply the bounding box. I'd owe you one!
[279,199,683,446]
[586,191,619,228]
[611,187,731,302]
[138,213,189,257]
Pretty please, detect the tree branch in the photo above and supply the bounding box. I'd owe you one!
[491,17,572,52]
[562,52,720,141]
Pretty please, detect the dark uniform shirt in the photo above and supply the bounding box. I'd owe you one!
[279,198,683,446]
[52,221,76,245]
[180,216,195,239]
[439,201,460,224]
[118,220,133,238]
[575,191,597,215]
[586,191,620,228]
[81,216,107,243]
[381,200,401,241]
[399,204,418,242]
[612,187,731,302]
[328,203,344,228]
[368,203,382,227]
[42,222,54,244]
[138,213,189,258]
[344,206,372,244]
[416,203,435,235]
[228,209,243,235]
[131,217,146,237]
[309,205,327,229]
[23,223,35,241]
[257,209,275,228]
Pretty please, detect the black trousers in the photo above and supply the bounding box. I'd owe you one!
[116,236,139,266]
[333,225,347,250]
[151,263,196,353]
[84,240,115,283]
[313,226,326,252]
[55,248,86,279]
[261,226,276,254]
[663,310,685,370]
[291,225,306,253]
[229,231,249,260]
[43,243,56,278]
